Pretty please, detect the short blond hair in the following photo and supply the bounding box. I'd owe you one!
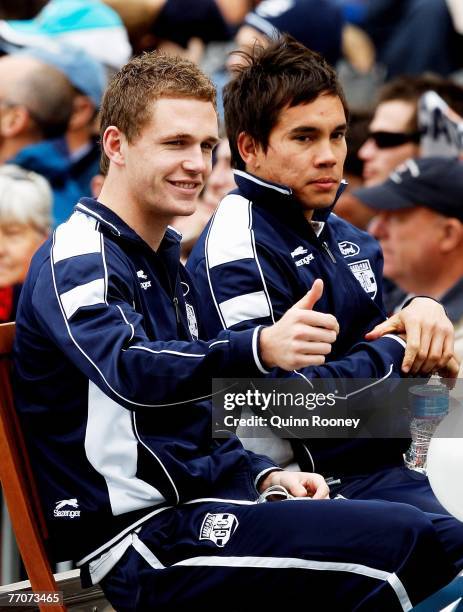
[0,165,53,233]
[99,51,217,174]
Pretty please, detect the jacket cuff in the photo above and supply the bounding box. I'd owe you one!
[373,334,406,364]
[228,326,270,376]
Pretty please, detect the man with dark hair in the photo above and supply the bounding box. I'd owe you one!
[188,34,463,580]
[358,74,463,187]
[14,48,462,611]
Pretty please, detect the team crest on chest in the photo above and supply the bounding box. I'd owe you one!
[199,513,239,547]
[348,259,377,298]
[185,302,199,340]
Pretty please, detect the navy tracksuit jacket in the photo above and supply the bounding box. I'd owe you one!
[13,197,462,611]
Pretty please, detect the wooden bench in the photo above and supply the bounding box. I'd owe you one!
[0,322,65,611]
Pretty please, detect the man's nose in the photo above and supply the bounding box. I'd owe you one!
[314,140,338,166]
[369,214,387,239]
[182,146,208,174]
[358,138,376,161]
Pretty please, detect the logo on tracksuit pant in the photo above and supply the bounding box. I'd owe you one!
[199,513,239,547]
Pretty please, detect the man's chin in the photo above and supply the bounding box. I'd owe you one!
[303,198,337,210]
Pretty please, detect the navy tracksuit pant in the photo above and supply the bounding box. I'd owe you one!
[100,497,459,611]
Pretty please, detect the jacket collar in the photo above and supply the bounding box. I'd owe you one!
[75,197,181,253]
[233,170,347,225]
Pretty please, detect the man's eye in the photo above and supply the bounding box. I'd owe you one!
[202,143,214,151]
[294,135,311,142]
[332,132,345,140]
[166,140,183,146]
[4,226,22,237]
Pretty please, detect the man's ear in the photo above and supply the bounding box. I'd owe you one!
[0,105,30,137]
[237,131,262,170]
[440,217,463,252]
[102,125,125,167]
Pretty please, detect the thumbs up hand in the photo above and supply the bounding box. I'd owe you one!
[260,279,339,371]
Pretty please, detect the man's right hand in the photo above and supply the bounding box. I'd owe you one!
[259,279,339,370]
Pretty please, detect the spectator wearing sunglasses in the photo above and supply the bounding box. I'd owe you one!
[359,74,463,187]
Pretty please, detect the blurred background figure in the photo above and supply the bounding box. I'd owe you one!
[233,0,344,68]
[0,165,52,322]
[354,156,463,371]
[173,138,236,261]
[0,0,131,72]
[363,0,463,78]
[17,44,107,198]
[105,0,233,61]
[334,110,374,229]
[202,139,236,210]
[359,75,463,188]
[0,44,106,226]
[0,0,47,20]
[0,53,74,164]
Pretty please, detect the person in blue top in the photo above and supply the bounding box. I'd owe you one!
[14,48,463,611]
[188,34,463,579]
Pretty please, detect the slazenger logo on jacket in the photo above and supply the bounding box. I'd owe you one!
[291,245,314,267]
[54,498,81,518]
[137,269,151,290]
[199,513,239,547]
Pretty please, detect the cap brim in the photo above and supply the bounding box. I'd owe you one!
[353,182,415,211]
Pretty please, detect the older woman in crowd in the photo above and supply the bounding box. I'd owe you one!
[0,165,52,322]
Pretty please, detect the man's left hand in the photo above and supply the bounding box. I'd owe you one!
[258,470,330,500]
[365,297,458,376]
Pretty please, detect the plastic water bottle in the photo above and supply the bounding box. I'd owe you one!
[404,381,449,473]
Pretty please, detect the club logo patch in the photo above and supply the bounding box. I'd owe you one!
[185,302,199,340]
[348,259,377,298]
[199,513,239,547]
[338,241,360,258]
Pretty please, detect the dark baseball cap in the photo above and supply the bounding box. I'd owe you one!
[353,157,463,222]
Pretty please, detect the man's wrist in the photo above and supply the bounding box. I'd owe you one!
[259,326,275,370]
[258,469,281,492]
[402,295,447,316]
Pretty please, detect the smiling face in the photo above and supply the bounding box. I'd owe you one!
[240,93,347,218]
[120,97,219,223]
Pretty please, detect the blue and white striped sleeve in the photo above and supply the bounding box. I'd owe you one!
[30,214,267,410]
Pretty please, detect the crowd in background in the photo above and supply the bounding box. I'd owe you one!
[2,0,463,362]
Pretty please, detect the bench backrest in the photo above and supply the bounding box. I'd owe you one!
[0,322,66,611]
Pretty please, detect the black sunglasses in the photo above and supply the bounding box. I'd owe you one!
[368,130,421,149]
